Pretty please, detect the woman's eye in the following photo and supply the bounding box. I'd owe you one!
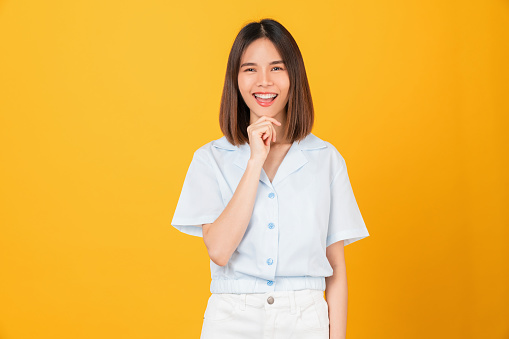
[243,67,284,72]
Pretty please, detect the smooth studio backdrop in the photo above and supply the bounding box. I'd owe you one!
[0,0,508,338]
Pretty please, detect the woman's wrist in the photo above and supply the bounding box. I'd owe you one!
[247,157,265,169]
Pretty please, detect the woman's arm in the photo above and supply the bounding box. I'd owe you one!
[202,157,264,266]
[325,240,348,339]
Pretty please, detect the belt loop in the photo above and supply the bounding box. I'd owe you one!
[282,278,297,315]
[289,290,296,314]
[240,293,246,311]
[283,279,297,315]
[313,290,320,303]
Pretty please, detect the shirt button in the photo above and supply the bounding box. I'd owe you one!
[268,222,275,229]
[268,192,275,199]
[267,258,273,265]
[267,280,273,286]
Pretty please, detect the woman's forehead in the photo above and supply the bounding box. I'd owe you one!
[240,38,282,63]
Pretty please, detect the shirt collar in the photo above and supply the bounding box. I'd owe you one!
[212,133,327,187]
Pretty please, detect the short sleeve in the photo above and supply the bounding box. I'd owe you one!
[171,150,225,237]
[326,156,370,247]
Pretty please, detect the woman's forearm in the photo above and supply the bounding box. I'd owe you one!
[325,264,348,339]
[202,157,264,266]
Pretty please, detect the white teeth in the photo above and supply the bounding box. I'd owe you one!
[254,93,277,99]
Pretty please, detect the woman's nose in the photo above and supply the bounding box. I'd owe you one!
[257,69,273,86]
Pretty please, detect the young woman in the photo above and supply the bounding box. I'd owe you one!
[171,18,369,339]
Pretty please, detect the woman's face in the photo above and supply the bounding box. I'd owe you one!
[237,38,290,123]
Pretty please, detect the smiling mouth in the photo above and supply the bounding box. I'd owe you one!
[252,93,278,103]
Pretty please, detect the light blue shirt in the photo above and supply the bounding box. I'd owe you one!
[171,133,369,294]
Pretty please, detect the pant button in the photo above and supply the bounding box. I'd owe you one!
[267,296,274,304]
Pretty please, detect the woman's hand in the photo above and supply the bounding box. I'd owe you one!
[247,116,282,162]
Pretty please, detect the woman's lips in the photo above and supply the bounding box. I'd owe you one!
[253,94,278,107]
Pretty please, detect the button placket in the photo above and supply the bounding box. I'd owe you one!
[265,190,278,290]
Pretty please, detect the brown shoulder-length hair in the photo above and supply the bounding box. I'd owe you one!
[219,18,314,146]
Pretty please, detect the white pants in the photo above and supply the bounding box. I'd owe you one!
[200,289,329,339]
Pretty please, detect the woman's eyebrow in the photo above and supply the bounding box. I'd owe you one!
[240,60,285,67]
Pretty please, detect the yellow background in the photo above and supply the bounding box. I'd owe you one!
[1,0,508,338]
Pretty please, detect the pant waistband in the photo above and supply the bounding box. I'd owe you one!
[215,289,325,314]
